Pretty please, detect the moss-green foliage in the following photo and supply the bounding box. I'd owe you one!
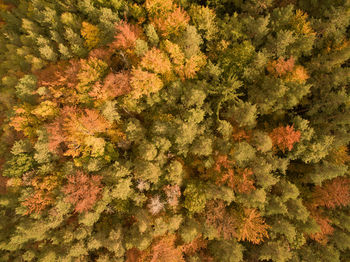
[0,0,350,261]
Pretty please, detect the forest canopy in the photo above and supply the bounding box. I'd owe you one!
[0,0,349,261]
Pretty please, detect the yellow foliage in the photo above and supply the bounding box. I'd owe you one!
[106,126,126,143]
[32,101,58,120]
[130,68,164,98]
[190,5,218,40]
[177,53,207,80]
[77,57,108,90]
[152,7,190,36]
[164,40,185,66]
[150,113,174,122]
[145,0,174,17]
[329,146,350,165]
[290,10,316,37]
[140,48,172,75]
[81,21,100,49]
[7,178,22,188]
[10,104,40,138]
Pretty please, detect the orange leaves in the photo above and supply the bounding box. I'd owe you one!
[61,108,110,157]
[308,212,334,245]
[237,208,270,244]
[22,176,59,215]
[306,177,350,244]
[135,234,185,262]
[35,60,81,104]
[37,60,80,90]
[105,71,132,97]
[235,169,255,194]
[126,248,141,262]
[306,202,335,245]
[152,7,190,37]
[111,21,141,51]
[181,234,207,256]
[163,184,181,207]
[79,109,111,134]
[205,201,270,244]
[149,234,185,262]
[267,57,295,77]
[286,65,309,83]
[311,177,350,209]
[267,57,309,83]
[178,54,207,80]
[23,192,53,215]
[81,21,100,50]
[89,71,132,99]
[232,126,251,143]
[269,125,301,153]
[47,107,110,157]
[214,155,255,194]
[146,0,189,37]
[62,171,102,213]
[46,118,65,153]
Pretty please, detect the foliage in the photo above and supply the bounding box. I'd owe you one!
[269,125,301,152]
[62,171,103,213]
[237,208,270,244]
[81,21,100,49]
[311,177,350,209]
[0,0,350,261]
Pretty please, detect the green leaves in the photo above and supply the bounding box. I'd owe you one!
[183,182,207,215]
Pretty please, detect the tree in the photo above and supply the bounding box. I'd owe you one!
[205,200,238,240]
[81,21,100,49]
[311,177,350,209]
[267,56,295,77]
[1,0,350,261]
[110,21,141,51]
[269,125,301,152]
[62,171,102,213]
[237,208,270,244]
[130,68,164,98]
[22,176,58,215]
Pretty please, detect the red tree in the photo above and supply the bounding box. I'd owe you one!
[311,177,350,209]
[267,57,295,77]
[269,125,301,152]
[214,155,255,194]
[62,171,103,213]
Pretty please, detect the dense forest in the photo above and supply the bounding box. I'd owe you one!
[0,0,349,261]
